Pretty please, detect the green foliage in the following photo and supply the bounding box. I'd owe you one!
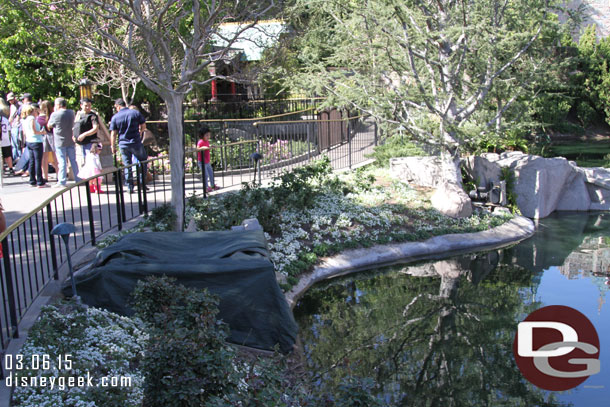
[576,101,598,127]
[141,203,177,231]
[286,0,570,155]
[574,25,610,128]
[529,93,572,129]
[132,276,238,407]
[474,129,530,154]
[0,4,80,102]
[546,139,610,168]
[370,133,426,166]
[188,156,345,234]
[500,167,520,214]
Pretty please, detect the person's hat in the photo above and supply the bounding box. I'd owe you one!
[6,92,15,101]
[21,93,32,101]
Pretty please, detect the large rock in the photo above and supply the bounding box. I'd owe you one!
[556,167,591,211]
[463,154,502,188]
[390,156,462,188]
[431,181,473,218]
[583,167,610,211]
[509,155,575,218]
[467,152,583,218]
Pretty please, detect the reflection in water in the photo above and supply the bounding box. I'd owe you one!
[294,213,610,406]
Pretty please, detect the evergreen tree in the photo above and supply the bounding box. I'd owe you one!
[287,0,573,168]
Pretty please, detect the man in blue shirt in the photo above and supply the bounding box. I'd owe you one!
[109,98,147,193]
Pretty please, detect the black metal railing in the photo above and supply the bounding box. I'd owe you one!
[0,111,379,378]
[184,96,323,120]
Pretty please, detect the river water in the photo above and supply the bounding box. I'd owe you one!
[294,212,609,406]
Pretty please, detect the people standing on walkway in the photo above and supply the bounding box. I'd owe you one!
[22,104,48,188]
[38,100,59,182]
[197,126,219,192]
[75,98,99,163]
[12,93,33,177]
[1,113,14,176]
[48,97,81,188]
[7,92,22,161]
[109,98,147,193]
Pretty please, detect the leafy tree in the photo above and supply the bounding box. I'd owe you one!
[0,1,81,102]
[287,0,572,174]
[569,25,610,128]
[10,0,276,229]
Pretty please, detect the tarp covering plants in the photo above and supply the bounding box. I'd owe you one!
[62,230,297,353]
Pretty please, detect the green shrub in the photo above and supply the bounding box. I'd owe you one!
[132,276,238,407]
[576,101,598,127]
[500,167,520,215]
[141,203,177,231]
[529,93,572,129]
[188,156,346,234]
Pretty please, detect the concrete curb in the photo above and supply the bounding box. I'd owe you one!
[285,215,535,308]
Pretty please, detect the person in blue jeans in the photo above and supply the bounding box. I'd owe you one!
[21,104,48,187]
[109,98,147,193]
[48,97,82,187]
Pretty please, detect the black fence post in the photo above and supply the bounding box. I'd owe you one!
[142,162,148,214]
[136,164,143,215]
[114,169,124,230]
[374,121,379,146]
[85,183,96,246]
[348,119,352,169]
[2,239,20,339]
[46,203,59,279]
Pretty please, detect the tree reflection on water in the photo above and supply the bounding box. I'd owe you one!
[294,252,567,406]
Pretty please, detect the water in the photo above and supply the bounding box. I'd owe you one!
[294,212,610,406]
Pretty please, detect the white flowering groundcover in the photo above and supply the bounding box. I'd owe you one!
[186,166,512,286]
[10,304,146,407]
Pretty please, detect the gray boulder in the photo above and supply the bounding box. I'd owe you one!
[431,181,473,218]
[508,155,575,218]
[463,154,502,188]
[583,167,610,211]
[556,167,591,211]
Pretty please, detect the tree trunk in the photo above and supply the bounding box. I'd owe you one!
[440,147,463,187]
[165,92,185,231]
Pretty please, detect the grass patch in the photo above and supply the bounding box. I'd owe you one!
[547,139,610,168]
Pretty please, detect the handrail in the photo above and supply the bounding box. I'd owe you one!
[0,138,260,239]
[146,107,317,124]
[185,140,257,155]
[0,167,119,240]
[253,114,365,126]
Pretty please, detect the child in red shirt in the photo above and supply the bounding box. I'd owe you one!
[196,127,219,192]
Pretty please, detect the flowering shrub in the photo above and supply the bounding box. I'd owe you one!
[186,160,512,288]
[11,303,146,407]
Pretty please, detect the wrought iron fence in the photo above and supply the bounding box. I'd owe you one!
[0,111,379,379]
[185,96,323,120]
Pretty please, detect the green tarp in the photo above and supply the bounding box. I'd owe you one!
[62,230,297,353]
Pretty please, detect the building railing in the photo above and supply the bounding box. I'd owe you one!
[0,111,378,378]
